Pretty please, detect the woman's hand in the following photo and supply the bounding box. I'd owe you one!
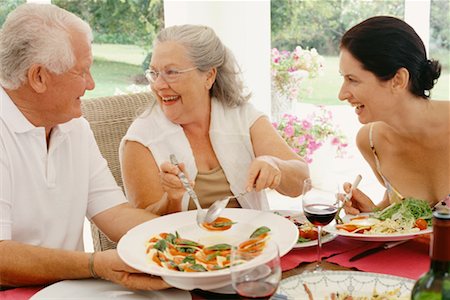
[246,155,282,192]
[342,182,376,214]
[94,250,170,290]
[159,161,191,203]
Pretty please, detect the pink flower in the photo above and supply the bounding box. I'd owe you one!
[272,107,347,163]
[284,125,294,137]
[331,137,340,145]
[302,120,312,130]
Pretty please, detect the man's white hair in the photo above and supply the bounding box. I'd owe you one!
[0,3,92,90]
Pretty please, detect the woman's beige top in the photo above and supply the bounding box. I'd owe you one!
[190,166,241,210]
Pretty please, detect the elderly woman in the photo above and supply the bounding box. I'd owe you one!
[120,24,309,214]
[338,16,449,214]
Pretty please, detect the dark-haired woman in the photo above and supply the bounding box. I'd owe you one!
[338,16,449,214]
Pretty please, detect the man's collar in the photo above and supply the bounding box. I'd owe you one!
[0,86,75,134]
[0,86,36,133]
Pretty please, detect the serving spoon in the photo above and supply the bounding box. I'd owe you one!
[204,191,249,223]
[169,154,208,226]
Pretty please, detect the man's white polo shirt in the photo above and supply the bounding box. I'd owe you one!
[0,87,127,251]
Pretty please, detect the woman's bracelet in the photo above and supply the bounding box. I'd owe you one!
[89,252,100,279]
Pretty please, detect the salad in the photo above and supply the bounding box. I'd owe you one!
[336,198,432,235]
[275,212,327,243]
[145,226,271,272]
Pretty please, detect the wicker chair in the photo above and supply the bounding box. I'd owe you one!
[81,92,153,251]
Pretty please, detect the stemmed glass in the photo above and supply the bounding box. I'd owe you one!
[230,239,281,299]
[302,178,339,271]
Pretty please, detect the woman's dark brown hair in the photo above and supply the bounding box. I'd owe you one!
[340,16,441,99]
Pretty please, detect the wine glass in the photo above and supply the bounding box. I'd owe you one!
[230,239,281,299]
[302,178,339,271]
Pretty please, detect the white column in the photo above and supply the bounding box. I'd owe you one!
[164,0,271,115]
[404,0,431,55]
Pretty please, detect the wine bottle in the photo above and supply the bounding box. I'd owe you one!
[411,210,450,300]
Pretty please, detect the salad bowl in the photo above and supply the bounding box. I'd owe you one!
[117,208,298,291]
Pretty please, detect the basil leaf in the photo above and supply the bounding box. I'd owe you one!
[182,256,196,264]
[297,237,311,243]
[211,264,229,270]
[189,264,207,272]
[206,252,219,261]
[212,222,236,228]
[205,244,232,251]
[165,233,176,244]
[153,239,167,252]
[178,247,196,253]
[250,226,271,238]
[175,238,201,247]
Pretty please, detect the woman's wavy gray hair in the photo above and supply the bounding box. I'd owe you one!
[155,24,251,107]
[0,3,92,90]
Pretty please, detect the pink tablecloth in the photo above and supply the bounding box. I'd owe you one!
[281,236,368,271]
[281,235,431,280]
[0,287,42,300]
[326,235,430,279]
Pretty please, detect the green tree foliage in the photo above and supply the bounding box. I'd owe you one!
[53,0,164,50]
[0,0,25,25]
[430,0,449,49]
[271,0,405,55]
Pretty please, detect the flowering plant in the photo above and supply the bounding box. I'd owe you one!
[271,46,325,102]
[272,107,348,163]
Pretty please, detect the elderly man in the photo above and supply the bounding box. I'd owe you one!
[0,3,172,290]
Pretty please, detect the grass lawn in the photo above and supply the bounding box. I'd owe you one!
[87,44,449,102]
[84,58,145,99]
[92,43,148,66]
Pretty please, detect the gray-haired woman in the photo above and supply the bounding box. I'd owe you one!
[120,24,309,215]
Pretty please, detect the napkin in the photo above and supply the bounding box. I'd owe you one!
[326,235,431,280]
[281,236,368,271]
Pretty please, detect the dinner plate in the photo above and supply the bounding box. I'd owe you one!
[273,210,337,248]
[323,214,432,242]
[117,208,298,291]
[30,279,191,299]
[278,271,414,299]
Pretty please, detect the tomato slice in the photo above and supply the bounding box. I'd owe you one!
[350,216,368,220]
[299,229,318,240]
[415,218,428,230]
[202,217,234,231]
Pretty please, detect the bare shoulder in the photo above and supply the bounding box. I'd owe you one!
[123,139,149,154]
[250,115,280,139]
[430,100,450,135]
[356,122,393,156]
[434,100,450,120]
[355,123,372,154]
[121,140,156,170]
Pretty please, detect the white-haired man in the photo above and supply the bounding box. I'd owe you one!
[0,3,172,290]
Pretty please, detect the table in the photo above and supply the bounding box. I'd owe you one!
[1,236,429,300]
[191,261,351,300]
[192,234,430,299]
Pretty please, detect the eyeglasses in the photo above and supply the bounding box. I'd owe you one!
[144,67,197,84]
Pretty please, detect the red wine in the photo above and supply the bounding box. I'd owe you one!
[235,281,278,299]
[303,204,337,226]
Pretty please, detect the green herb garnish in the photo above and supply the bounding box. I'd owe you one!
[250,226,271,238]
